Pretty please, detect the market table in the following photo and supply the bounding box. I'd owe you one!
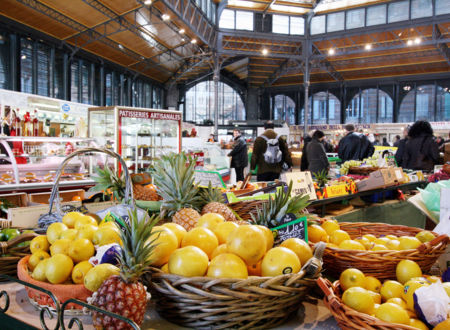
[309,181,427,217]
[0,281,339,330]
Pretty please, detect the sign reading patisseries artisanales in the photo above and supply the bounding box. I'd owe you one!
[119,109,181,121]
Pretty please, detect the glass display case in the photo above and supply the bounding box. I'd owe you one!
[0,136,96,191]
[88,106,182,172]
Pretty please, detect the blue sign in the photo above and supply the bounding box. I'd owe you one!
[61,103,70,113]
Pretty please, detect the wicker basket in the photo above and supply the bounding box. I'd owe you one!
[0,231,37,279]
[145,243,325,329]
[314,221,448,280]
[317,278,416,330]
[227,199,267,221]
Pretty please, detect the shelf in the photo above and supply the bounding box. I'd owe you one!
[0,179,95,192]
[0,137,94,143]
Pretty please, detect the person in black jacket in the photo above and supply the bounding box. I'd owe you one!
[402,120,439,172]
[395,127,409,167]
[228,128,248,182]
[300,135,312,171]
[307,130,329,176]
[338,124,375,162]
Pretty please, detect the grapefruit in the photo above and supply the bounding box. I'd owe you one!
[280,238,313,266]
[182,227,218,259]
[261,247,301,277]
[226,225,266,265]
[168,246,209,277]
[207,253,248,279]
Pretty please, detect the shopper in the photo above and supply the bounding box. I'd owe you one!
[228,128,248,182]
[208,134,216,142]
[382,137,390,147]
[402,120,439,172]
[307,130,329,176]
[395,127,409,167]
[440,132,450,163]
[393,135,401,147]
[338,124,375,162]
[322,136,335,153]
[250,121,292,181]
[300,134,312,171]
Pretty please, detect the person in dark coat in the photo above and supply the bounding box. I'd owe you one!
[250,121,292,181]
[228,128,248,182]
[395,127,409,167]
[402,120,439,172]
[300,135,312,171]
[338,124,375,162]
[382,137,390,147]
[393,135,401,147]
[307,130,329,176]
[322,136,335,153]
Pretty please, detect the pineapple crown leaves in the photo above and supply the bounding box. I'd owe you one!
[250,181,310,228]
[313,170,329,187]
[152,152,202,217]
[117,208,160,283]
[199,182,225,206]
[90,166,126,200]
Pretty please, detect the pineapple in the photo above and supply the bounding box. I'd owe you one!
[200,183,237,222]
[91,166,126,201]
[250,181,310,228]
[133,183,161,201]
[313,169,329,188]
[153,152,202,230]
[89,209,159,329]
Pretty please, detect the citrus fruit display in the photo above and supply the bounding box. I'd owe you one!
[182,227,219,259]
[147,226,178,266]
[261,247,301,276]
[168,246,209,277]
[375,302,410,325]
[226,225,266,265]
[339,268,365,291]
[207,253,248,279]
[342,287,374,314]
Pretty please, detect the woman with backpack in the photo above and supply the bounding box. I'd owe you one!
[402,120,439,172]
[307,130,329,177]
[250,121,292,181]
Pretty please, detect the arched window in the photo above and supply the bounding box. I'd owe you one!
[300,91,341,124]
[437,86,450,121]
[399,84,436,122]
[273,94,295,125]
[185,80,245,125]
[346,88,393,123]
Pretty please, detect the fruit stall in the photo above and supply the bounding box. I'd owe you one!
[0,147,448,329]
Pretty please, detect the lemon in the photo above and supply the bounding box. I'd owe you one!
[380,280,403,301]
[326,243,339,248]
[255,225,274,252]
[364,276,382,293]
[340,268,365,291]
[161,263,169,273]
[409,318,428,330]
[321,220,340,235]
[398,236,422,250]
[386,235,398,240]
[386,297,408,309]
[415,230,435,243]
[162,223,187,246]
[72,261,93,284]
[342,287,374,314]
[442,282,450,297]
[374,237,390,246]
[402,279,429,310]
[307,224,328,243]
[211,244,228,259]
[76,224,97,241]
[148,226,178,266]
[281,238,313,266]
[375,303,410,325]
[195,213,225,230]
[370,244,388,251]
[60,229,78,241]
[84,263,120,292]
[30,235,50,253]
[92,227,121,246]
[355,237,371,249]
[396,260,422,284]
[32,259,49,281]
[330,230,350,245]
[68,238,95,263]
[368,290,381,304]
[45,254,73,284]
[339,240,365,250]
[385,239,401,250]
[28,251,50,271]
[50,238,71,256]
[74,216,98,230]
[62,212,85,229]
[373,303,380,314]
[434,319,450,330]
[363,234,376,242]
[46,222,68,244]
[99,221,119,230]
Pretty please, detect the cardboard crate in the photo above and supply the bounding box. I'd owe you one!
[29,189,85,204]
[356,169,389,192]
[9,201,82,228]
[82,201,115,214]
[0,192,28,208]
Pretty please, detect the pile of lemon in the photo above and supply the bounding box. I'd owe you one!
[28,212,121,292]
[151,213,314,279]
[339,260,450,329]
[308,219,435,251]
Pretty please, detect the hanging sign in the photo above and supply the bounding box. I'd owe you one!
[282,171,317,201]
[194,170,226,188]
[271,215,308,243]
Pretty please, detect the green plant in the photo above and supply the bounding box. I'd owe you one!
[90,166,125,201]
[313,169,329,188]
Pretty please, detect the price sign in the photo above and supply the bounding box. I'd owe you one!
[194,170,226,188]
[271,215,308,243]
[282,171,317,200]
[324,184,349,198]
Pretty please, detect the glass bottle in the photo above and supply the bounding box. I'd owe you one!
[33,110,39,136]
[24,111,32,136]
[14,108,21,136]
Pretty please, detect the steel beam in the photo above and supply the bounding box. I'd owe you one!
[219,49,303,60]
[262,59,299,87]
[165,55,212,87]
[434,25,450,65]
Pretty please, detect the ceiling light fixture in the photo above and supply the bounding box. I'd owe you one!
[365,44,372,50]
[328,48,335,55]
[179,28,185,34]
[414,37,422,44]
[144,0,152,5]
[162,14,170,21]
[407,39,413,46]
[181,38,186,42]
[262,48,269,56]
[21,55,27,60]
[191,39,197,44]
[118,44,124,49]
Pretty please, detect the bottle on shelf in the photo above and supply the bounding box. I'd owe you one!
[23,111,32,136]
[32,109,39,137]
[14,108,21,136]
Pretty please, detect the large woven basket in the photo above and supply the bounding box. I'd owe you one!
[145,243,325,329]
[317,278,416,330]
[227,199,267,221]
[0,231,37,279]
[315,221,448,280]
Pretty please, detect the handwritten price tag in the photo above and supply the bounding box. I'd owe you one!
[271,215,308,243]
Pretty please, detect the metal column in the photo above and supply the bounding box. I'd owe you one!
[213,54,219,139]
[304,60,310,136]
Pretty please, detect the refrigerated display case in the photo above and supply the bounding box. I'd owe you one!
[88,106,182,172]
[0,136,96,192]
